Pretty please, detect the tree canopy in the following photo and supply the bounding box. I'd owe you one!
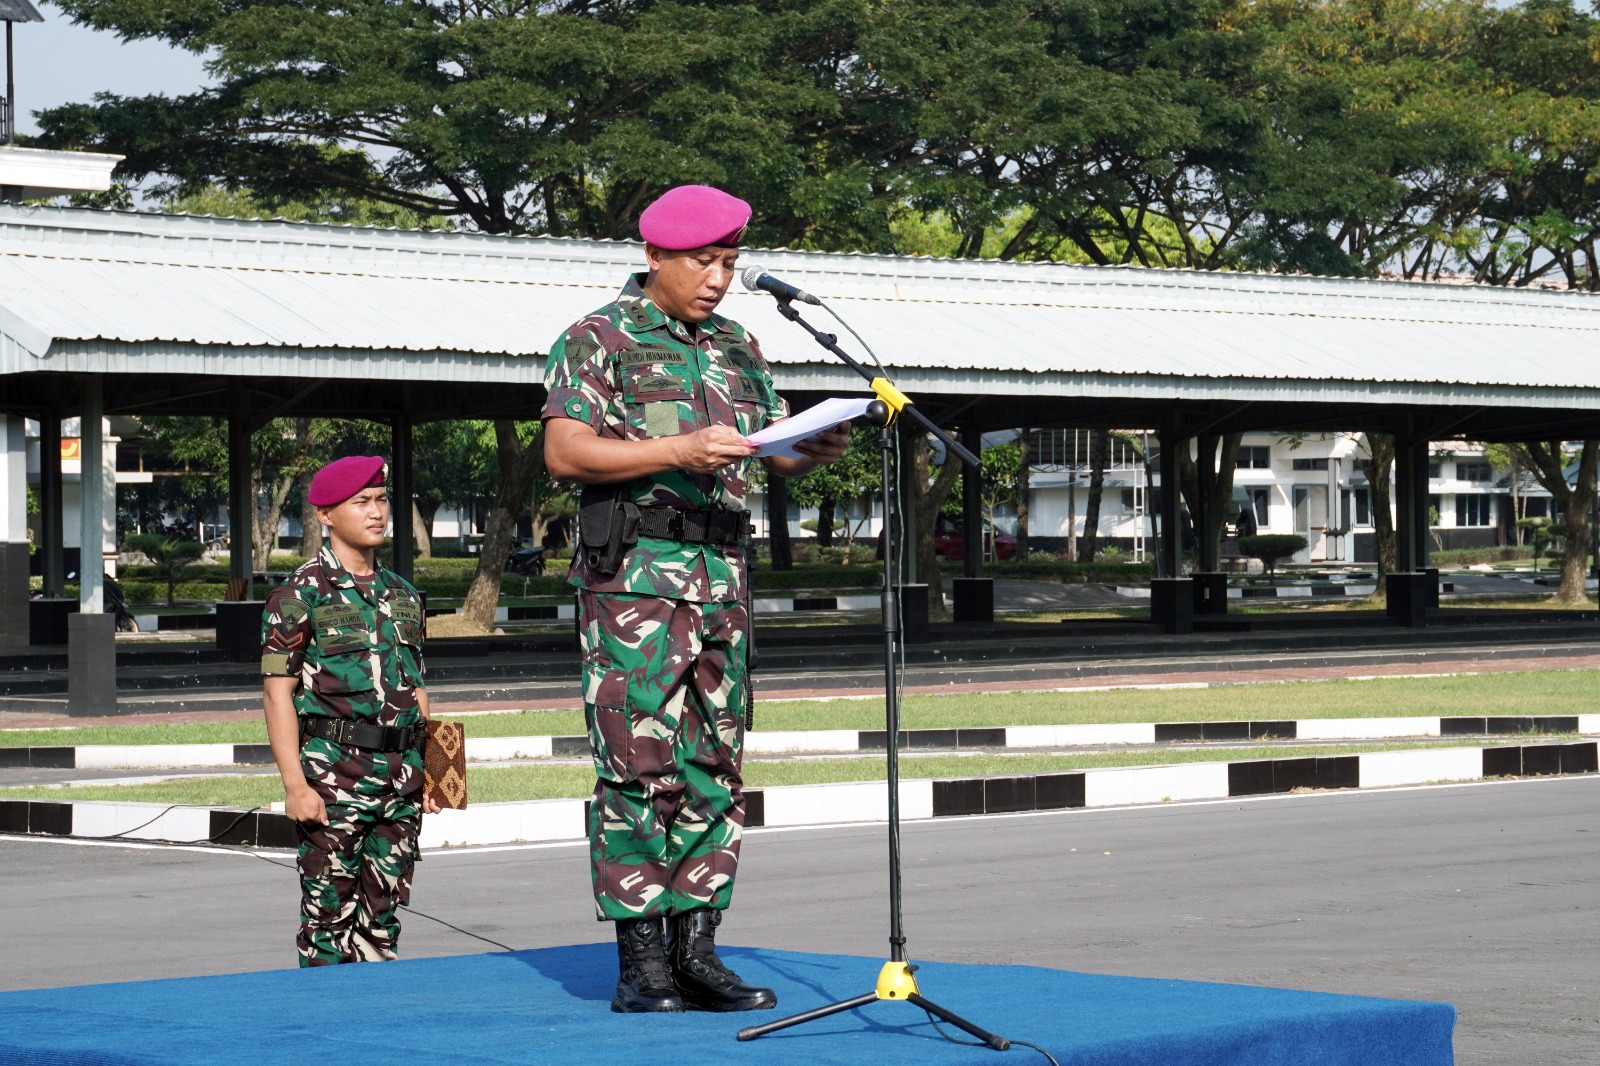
[31,0,1600,285]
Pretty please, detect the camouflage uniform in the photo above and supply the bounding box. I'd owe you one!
[260,544,428,966]
[544,274,788,921]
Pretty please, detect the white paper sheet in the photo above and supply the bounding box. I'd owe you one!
[747,396,875,458]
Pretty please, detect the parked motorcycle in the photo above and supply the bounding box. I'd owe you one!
[507,543,548,596]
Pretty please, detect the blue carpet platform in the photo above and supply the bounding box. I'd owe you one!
[0,944,1453,1065]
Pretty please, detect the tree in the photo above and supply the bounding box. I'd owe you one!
[460,421,545,631]
[977,440,1022,552]
[1080,430,1111,561]
[34,1,857,243]
[1508,440,1599,605]
[1177,434,1244,570]
[123,533,206,606]
[903,430,963,608]
[783,429,880,548]
[1354,432,1399,595]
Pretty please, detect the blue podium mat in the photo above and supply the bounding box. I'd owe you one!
[0,944,1453,1065]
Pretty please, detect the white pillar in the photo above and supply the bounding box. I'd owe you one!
[78,378,103,613]
[0,414,28,645]
[0,413,23,541]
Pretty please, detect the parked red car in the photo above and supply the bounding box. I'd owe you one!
[877,518,1018,561]
[934,517,1017,561]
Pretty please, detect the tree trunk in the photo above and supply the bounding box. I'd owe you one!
[412,499,433,559]
[767,473,792,571]
[416,497,442,559]
[299,479,321,557]
[461,422,545,629]
[1015,428,1031,561]
[910,434,963,608]
[1357,432,1398,599]
[256,470,295,572]
[1080,430,1109,560]
[1518,439,1599,605]
[1177,433,1243,568]
[816,497,836,547]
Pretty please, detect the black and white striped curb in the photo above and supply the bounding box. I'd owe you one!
[6,714,1594,769]
[3,740,1594,850]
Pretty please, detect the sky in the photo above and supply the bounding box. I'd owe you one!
[7,2,211,139]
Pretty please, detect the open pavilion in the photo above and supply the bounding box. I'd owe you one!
[6,204,1600,711]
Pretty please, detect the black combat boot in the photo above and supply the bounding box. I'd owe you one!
[666,909,777,1012]
[611,917,685,1013]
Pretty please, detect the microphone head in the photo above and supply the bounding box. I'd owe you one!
[740,263,768,293]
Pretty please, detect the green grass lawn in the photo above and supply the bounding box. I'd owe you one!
[0,741,1473,806]
[3,668,1592,749]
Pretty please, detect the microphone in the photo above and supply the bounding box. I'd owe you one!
[741,264,822,305]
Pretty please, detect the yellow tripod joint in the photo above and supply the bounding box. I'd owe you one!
[869,378,911,424]
[875,961,921,1000]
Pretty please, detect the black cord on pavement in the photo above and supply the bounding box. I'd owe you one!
[51,817,519,954]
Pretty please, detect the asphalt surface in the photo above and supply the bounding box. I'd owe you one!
[3,775,1595,1064]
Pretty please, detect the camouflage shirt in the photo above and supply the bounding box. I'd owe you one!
[261,544,427,727]
[543,274,789,603]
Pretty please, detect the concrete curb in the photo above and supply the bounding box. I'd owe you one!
[2,740,1595,849]
[5,714,1597,769]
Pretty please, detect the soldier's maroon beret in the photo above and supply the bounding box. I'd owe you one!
[308,456,388,506]
[639,185,752,250]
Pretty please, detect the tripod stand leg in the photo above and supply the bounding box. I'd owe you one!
[906,992,1012,1050]
[736,992,878,1042]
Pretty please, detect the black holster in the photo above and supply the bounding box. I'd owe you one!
[580,487,640,577]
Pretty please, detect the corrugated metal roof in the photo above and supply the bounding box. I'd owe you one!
[5,204,1600,401]
[0,0,44,23]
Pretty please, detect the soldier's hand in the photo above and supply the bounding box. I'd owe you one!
[422,795,442,815]
[285,783,328,826]
[676,424,758,473]
[793,422,852,465]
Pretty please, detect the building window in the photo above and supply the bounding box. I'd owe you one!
[1236,446,1271,469]
[1427,461,1442,478]
[1344,487,1372,527]
[1455,461,1492,482]
[1120,489,1137,511]
[1456,494,1493,527]
[1291,458,1330,471]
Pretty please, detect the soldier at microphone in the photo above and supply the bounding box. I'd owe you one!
[542,184,850,1014]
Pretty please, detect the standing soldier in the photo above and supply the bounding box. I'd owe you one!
[543,184,850,1013]
[260,455,440,967]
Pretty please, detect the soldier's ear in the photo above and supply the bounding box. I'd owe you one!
[313,506,333,528]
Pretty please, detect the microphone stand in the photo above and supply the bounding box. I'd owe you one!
[737,298,1006,1051]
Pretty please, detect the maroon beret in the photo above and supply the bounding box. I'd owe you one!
[308,455,387,507]
[639,185,752,250]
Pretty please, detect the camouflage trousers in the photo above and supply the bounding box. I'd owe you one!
[294,750,421,967]
[578,590,749,922]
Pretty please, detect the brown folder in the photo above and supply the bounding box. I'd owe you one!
[422,719,467,809]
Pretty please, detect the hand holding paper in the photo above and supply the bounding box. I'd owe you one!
[748,397,875,459]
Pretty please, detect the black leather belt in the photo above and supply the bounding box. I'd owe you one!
[635,506,751,546]
[300,717,420,753]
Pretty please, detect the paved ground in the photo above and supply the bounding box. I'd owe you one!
[3,775,1594,1063]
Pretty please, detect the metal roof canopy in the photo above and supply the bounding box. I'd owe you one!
[5,204,1600,439]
